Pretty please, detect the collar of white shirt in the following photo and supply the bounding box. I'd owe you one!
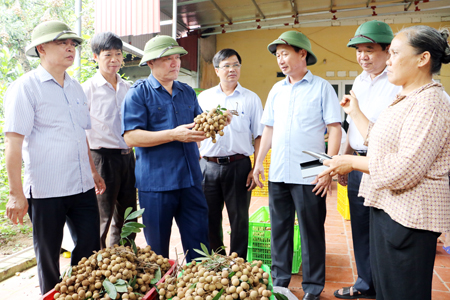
[93,71,126,88]
[359,67,389,83]
[216,82,244,96]
[282,70,313,86]
[37,64,73,87]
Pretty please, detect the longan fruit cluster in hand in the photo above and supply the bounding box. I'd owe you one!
[53,245,171,300]
[157,253,272,300]
[193,107,228,143]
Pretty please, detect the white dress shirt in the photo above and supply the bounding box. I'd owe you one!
[198,83,264,157]
[83,71,130,149]
[261,71,342,185]
[347,69,401,151]
[3,65,94,198]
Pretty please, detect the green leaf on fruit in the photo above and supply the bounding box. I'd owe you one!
[212,288,225,300]
[103,278,117,300]
[189,282,198,289]
[150,267,161,284]
[126,208,145,221]
[274,292,289,300]
[124,207,133,220]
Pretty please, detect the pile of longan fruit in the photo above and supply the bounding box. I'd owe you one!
[53,245,171,300]
[193,107,228,143]
[157,253,272,300]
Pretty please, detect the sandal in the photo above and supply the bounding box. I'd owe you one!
[334,286,376,299]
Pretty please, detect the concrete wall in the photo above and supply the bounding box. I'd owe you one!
[209,22,450,105]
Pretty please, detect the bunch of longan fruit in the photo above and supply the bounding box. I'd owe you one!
[193,107,228,143]
[157,253,272,300]
[53,245,171,300]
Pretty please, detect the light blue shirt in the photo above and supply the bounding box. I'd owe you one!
[4,65,94,198]
[198,83,264,157]
[261,71,341,185]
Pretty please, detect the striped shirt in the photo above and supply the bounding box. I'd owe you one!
[360,83,450,233]
[3,65,94,198]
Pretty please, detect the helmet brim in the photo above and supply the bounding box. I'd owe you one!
[26,31,83,57]
[139,47,188,66]
[267,41,317,66]
[347,33,393,48]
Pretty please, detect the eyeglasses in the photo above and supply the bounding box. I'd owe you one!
[52,31,80,49]
[349,34,376,44]
[217,63,241,70]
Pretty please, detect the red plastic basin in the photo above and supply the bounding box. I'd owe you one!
[40,259,176,300]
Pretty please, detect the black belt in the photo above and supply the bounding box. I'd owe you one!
[355,150,367,156]
[91,148,132,155]
[204,154,247,165]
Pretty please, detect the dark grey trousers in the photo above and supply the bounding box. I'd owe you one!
[347,170,375,294]
[269,182,326,296]
[200,157,252,258]
[28,188,100,295]
[370,207,439,300]
[91,150,137,248]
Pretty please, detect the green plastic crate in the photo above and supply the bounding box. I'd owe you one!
[194,88,205,96]
[247,206,302,273]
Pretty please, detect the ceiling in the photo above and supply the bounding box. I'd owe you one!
[159,0,450,36]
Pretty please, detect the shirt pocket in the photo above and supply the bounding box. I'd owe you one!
[90,97,115,119]
[297,98,322,126]
[74,99,90,129]
[178,104,196,125]
[148,104,171,131]
[230,113,250,133]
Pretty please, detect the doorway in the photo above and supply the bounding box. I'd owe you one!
[328,80,354,132]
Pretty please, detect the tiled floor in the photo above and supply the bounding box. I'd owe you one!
[1,181,450,299]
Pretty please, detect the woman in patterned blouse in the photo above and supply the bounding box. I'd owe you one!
[320,26,450,300]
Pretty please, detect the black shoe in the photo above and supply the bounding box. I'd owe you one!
[334,286,376,299]
[303,292,320,300]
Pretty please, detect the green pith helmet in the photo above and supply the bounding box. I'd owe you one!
[267,31,317,66]
[347,20,394,48]
[25,20,83,57]
[139,35,188,66]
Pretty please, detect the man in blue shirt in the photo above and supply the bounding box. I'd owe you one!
[122,35,209,261]
[254,31,342,300]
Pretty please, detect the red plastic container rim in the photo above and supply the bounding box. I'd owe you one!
[40,259,176,300]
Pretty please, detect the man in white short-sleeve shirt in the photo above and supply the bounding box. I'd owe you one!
[3,21,104,295]
[83,32,137,250]
[199,48,264,258]
[334,20,401,300]
[254,31,342,300]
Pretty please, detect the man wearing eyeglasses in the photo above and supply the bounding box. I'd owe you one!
[198,49,264,257]
[3,21,104,294]
[122,35,218,261]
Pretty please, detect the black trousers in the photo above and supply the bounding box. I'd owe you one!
[269,182,326,295]
[28,188,100,295]
[347,170,375,294]
[91,150,137,248]
[200,157,252,258]
[370,207,440,300]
